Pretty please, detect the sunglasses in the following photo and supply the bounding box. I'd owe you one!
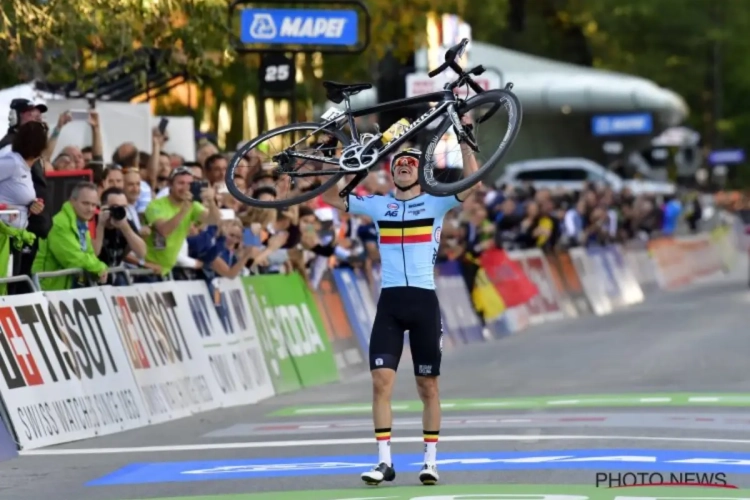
[394,156,418,168]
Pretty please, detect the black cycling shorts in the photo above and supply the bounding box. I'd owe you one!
[369,286,444,377]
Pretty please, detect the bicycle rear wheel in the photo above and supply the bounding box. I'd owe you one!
[226,122,349,209]
[418,89,522,196]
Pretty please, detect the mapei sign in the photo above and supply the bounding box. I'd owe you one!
[240,8,359,46]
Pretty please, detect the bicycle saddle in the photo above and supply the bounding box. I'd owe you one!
[323,81,373,104]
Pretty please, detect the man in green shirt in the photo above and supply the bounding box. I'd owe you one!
[143,166,221,276]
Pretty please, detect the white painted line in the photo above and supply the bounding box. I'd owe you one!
[546,400,580,405]
[639,397,672,402]
[689,397,720,402]
[19,434,750,456]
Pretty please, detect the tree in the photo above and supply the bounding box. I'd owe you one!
[0,0,229,85]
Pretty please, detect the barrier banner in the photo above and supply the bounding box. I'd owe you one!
[311,271,368,378]
[710,225,738,271]
[676,234,724,280]
[608,246,645,305]
[542,254,578,319]
[622,241,659,293]
[584,246,626,309]
[0,290,147,449]
[647,238,691,289]
[353,269,378,327]
[569,247,613,316]
[509,249,565,323]
[331,268,373,355]
[241,278,302,394]
[178,280,275,406]
[546,252,592,316]
[101,285,221,424]
[480,248,537,308]
[242,273,340,388]
[435,261,485,344]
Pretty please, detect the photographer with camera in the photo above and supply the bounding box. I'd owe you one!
[93,187,146,284]
[142,166,221,279]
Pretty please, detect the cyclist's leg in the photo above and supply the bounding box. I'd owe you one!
[362,288,405,484]
[406,288,443,483]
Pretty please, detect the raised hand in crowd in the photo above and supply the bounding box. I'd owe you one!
[29,198,45,215]
[98,269,108,284]
[88,109,100,129]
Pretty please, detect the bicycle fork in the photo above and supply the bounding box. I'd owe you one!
[448,103,479,151]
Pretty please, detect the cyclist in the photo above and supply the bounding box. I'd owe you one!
[321,116,478,486]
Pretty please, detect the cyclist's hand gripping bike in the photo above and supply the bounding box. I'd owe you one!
[226,38,522,209]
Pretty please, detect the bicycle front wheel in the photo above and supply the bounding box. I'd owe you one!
[226,122,350,209]
[418,89,522,196]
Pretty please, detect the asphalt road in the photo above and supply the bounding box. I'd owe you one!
[1,268,749,500]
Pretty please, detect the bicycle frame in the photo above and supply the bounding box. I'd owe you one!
[283,90,459,170]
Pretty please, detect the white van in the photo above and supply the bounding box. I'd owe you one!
[497,157,676,195]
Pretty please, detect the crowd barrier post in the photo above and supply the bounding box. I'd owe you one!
[32,268,85,291]
[0,275,38,293]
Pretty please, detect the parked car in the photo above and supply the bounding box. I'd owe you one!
[497,157,676,195]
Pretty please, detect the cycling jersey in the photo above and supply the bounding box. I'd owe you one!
[347,193,461,289]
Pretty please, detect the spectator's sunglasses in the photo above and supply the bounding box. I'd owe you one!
[393,156,419,168]
[169,166,192,180]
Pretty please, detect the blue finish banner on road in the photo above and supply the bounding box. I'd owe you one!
[0,414,17,462]
[708,149,745,165]
[592,113,653,136]
[331,268,372,354]
[88,449,750,485]
[240,8,359,46]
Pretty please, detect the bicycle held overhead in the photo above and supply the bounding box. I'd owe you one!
[225,37,523,209]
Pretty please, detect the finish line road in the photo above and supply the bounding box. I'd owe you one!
[2,275,750,500]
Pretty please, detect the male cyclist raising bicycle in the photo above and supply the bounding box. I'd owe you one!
[321,115,478,486]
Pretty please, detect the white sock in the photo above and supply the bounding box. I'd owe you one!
[375,429,391,465]
[423,431,439,464]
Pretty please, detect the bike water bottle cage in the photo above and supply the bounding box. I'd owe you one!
[391,149,421,191]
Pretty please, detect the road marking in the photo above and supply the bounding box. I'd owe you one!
[21,434,750,456]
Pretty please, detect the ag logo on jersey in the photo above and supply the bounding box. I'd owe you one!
[384,202,399,217]
[434,226,442,243]
[249,13,277,39]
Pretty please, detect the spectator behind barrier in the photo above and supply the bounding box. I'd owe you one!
[0,121,48,229]
[93,187,146,284]
[32,181,108,290]
[142,166,221,277]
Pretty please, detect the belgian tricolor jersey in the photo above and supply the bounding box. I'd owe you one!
[346,193,461,290]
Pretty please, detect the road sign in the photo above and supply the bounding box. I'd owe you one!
[591,113,653,136]
[708,149,745,165]
[240,8,358,46]
[259,54,296,94]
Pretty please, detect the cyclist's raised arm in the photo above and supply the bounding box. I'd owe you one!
[456,117,480,202]
[322,179,378,217]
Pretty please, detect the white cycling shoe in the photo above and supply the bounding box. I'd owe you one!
[361,462,396,485]
[419,463,439,485]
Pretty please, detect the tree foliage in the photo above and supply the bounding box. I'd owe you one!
[0,0,229,84]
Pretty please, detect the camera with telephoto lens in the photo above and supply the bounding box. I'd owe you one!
[108,205,127,221]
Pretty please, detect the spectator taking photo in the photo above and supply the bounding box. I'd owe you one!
[93,187,147,284]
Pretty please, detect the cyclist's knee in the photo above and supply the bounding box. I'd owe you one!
[372,369,396,399]
[415,376,439,402]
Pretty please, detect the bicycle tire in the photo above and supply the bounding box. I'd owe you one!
[226,122,349,209]
[418,89,523,197]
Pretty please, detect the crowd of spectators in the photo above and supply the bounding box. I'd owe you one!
[0,100,704,297]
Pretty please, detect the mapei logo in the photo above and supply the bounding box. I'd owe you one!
[249,13,277,39]
[434,226,442,243]
[387,203,399,210]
